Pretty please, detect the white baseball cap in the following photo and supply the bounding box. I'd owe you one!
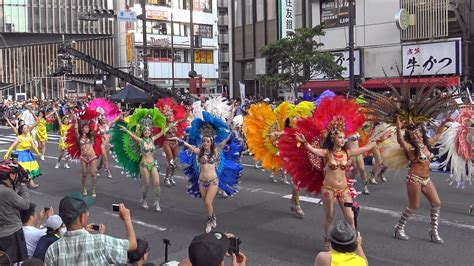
[264,98,270,102]
[46,215,63,230]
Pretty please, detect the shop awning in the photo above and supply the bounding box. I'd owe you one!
[299,76,461,94]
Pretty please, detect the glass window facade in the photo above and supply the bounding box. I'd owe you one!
[244,0,253,25]
[0,0,113,34]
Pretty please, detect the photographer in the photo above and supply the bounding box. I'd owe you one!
[45,193,137,265]
[314,220,367,266]
[0,161,31,263]
[179,232,246,266]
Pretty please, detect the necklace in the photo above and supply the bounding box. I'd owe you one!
[333,150,344,160]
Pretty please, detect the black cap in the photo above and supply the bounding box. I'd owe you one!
[188,232,229,266]
[328,220,357,245]
[59,192,96,225]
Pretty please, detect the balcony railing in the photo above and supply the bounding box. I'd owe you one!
[218,34,229,44]
[218,15,229,26]
[218,0,229,8]
[401,0,449,41]
[219,52,229,62]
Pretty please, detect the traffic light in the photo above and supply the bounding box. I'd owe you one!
[94,9,115,19]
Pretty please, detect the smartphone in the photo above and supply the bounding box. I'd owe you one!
[44,206,51,212]
[228,237,241,255]
[112,204,120,212]
[92,224,100,231]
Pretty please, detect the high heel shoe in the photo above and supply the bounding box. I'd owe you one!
[369,172,378,184]
[393,227,409,241]
[469,205,473,215]
[205,216,213,233]
[429,230,444,244]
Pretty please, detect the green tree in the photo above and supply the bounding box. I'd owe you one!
[259,26,344,99]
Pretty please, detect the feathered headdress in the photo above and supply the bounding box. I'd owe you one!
[356,68,461,128]
[76,108,99,127]
[313,96,365,137]
[314,90,336,106]
[128,108,166,132]
[188,111,230,145]
[154,98,189,146]
[87,98,121,121]
[204,96,233,121]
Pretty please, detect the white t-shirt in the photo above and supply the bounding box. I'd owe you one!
[23,226,46,257]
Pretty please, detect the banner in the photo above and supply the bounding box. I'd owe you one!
[239,82,246,100]
[279,0,295,38]
[126,32,134,62]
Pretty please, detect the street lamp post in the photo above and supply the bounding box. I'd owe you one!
[171,13,175,90]
[141,0,149,81]
[348,0,355,96]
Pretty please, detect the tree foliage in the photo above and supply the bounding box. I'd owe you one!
[259,26,344,98]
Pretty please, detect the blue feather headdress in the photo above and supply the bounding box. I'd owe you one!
[188,111,230,146]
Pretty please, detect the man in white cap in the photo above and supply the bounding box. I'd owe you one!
[32,215,64,261]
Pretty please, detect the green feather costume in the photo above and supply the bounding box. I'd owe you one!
[110,108,166,179]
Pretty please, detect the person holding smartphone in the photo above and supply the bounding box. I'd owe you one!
[45,193,137,265]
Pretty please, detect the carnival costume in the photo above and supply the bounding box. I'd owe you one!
[110,108,166,211]
[35,117,48,142]
[155,98,189,186]
[179,111,241,197]
[278,96,364,197]
[88,98,121,178]
[3,133,42,179]
[179,111,242,231]
[357,76,461,244]
[66,108,102,197]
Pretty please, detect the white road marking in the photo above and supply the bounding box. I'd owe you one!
[283,194,322,204]
[103,211,167,231]
[283,194,474,231]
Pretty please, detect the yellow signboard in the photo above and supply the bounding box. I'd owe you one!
[194,50,213,64]
[126,33,133,62]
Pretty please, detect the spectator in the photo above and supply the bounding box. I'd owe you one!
[0,162,30,263]
[314,220,367,266]
[127,238,150,266]
[20,203,51,257]
[179,232,246,266]
[21,257,44,266]
[32,215,64,261]
[45,192,137,265]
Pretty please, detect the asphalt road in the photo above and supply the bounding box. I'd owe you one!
[1,127,473,266]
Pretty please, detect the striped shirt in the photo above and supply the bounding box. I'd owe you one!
[44,229,129,266]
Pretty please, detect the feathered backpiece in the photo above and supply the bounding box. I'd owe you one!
[313,96,366,137]
[87,98,121,121]
[356,68,461,128]
[314,90,336,106]
[437,107,474,188]
[179,112,240,197]
[288,101,315,121]
[243,102,291,172]
[204,96,233,121]
[66,108,102,159]
[128,108,166,133]
[154,98,189,146]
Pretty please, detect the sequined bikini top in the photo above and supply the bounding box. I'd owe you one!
[325,150,348,170]
[141,138,156,153]
[199,152,217,165]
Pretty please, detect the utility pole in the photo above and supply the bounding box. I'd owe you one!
[348,0,355,96]
[171,13,175,90]
[141,0,149,81]
[189,1,195,73]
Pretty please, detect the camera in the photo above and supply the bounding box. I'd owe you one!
[112,204,120,212]
[44,206,51,212]
[92,224,100,231]
[228,237,241,255]
[1,157,30,184]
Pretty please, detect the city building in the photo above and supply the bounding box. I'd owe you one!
[229,0,312,99]
[131,0,221,96]
[217,0,230,96]
[0,0,117,100]
[300,0,473,95]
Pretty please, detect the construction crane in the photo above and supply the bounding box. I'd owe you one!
[50,41,191,103]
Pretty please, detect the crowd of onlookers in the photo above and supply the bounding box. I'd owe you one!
[0,95,368,266]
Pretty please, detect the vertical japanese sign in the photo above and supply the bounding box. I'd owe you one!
[402,38,462,76]
[279,0,295,38]
[126,32,134,62]
[239,82,246,100]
